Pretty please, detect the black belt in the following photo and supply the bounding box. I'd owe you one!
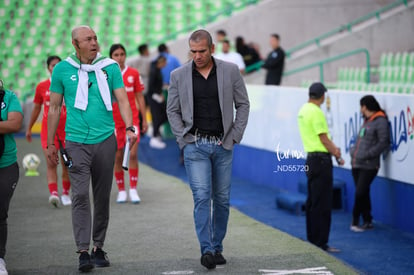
[307,152,330,158]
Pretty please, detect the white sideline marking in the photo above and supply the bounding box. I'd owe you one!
[162,271,194,275]
[259,266,333,275]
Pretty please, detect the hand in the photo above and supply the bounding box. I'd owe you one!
[336,157,345,166]
[25,129,32,142]
[333,147,342,159]
[47,144,59,165]
[126,131,138,149]
[141,119,148,134]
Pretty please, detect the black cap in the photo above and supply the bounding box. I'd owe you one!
[309,82,327,98]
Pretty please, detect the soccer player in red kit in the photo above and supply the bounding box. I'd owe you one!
[109,43,147,203]
[26,55,71,207]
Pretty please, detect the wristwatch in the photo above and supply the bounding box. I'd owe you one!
[126,126,135,133]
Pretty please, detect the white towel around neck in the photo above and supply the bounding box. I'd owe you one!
[66,54,116,111]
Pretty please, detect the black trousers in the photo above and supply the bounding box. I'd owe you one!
[0,162,19,259]
[305,154,333,249]
[351,168,378,225]
[148,96,168,138]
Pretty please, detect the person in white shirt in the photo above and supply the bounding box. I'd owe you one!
[214,39,246,74]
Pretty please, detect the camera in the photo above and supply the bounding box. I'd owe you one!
[58,139,73,168]
[60,147,73,168]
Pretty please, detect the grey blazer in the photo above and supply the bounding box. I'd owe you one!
[167,58,250,150]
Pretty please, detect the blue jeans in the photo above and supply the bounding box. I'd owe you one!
[183,142,233,255]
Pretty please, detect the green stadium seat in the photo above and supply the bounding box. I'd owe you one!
[409,53,414,68]
[5,0,259,95]
[394,52,402,68]
[168,1,186,12]
[401,52,410,67]
[348,67,356,82]
[342,67,350,82]
[2,68,11,79]
[380,52,394,68]
[397,68,407,84]
[407,69,414,83]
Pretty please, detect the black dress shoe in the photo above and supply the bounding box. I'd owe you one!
[78,251,94,272]
[214,252,227,265]
[200,252,216,269]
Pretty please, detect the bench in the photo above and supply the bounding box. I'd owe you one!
[275,192,307,216]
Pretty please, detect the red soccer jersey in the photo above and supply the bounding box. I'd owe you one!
[112,66,144,128]
[33,79,67,148]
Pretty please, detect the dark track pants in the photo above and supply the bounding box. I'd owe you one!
[65,134,117,251]
[0,162,19,259]
[305,154,333,250]
[351,168,378,225]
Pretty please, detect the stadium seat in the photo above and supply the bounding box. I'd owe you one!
[5,0,257,97]
[401,52,410,67]
[409,53,414,68]
[393,52,402,68]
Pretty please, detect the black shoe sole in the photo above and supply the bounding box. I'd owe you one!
[94,261,110,268]
[79,263,94,272]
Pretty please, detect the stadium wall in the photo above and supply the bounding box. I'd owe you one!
[232,84,414,233]
[165,0,412,86]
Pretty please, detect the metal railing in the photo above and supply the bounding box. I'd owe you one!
[284,0,408,58]
[282,48,371,84]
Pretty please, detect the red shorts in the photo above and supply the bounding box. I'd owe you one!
[115,125,140,150]
[40,129,65,150]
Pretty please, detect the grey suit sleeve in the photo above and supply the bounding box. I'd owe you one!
[231,68,250,143]
[166,72,185,138]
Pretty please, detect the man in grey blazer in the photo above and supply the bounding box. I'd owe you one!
[167,29,249,270]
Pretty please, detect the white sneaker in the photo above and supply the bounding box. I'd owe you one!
[129,189,141,204]
[117,190,127,203]
[0,258,8,275]
[61,194,72,206]
[350,225,365,232]
[149,137,166,149]
[48,194,60,208]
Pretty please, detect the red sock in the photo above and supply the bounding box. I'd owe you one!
[62,180,71,195]
[129,168,138,189]
[48,182,58,196]
[115,171,125,191]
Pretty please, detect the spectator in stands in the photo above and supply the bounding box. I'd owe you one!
[262,34,285,85]
[235,36,261,70]
[109,43,147,204]
[148,55,168,149]
[214,39,246,74]
[349,95,390,232]
[127,43,151,96]
[157,43,181,86]
[297,82,344,253]
[26,55,72,207]
[47,25,137,272]
[167,29,250,270]
[0,80,23,275]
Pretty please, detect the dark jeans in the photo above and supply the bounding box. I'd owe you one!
[351,168,378,225]
[305,154,333,249]
[0,162,19,259]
